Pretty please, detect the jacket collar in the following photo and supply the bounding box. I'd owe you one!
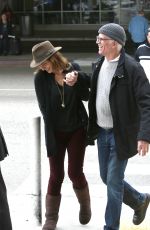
[94,48,126,81]
[114,48,125,79]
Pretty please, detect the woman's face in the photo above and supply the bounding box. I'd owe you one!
[1,14,7,22]
[39,60,53,73]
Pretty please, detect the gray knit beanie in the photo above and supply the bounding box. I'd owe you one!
[98,23,126,46]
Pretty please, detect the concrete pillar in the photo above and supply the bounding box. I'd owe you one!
[29,116,42,224]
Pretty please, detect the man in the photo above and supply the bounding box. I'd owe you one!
[128,9,149,52]
[65,23,150,230]
[135,27,150,82]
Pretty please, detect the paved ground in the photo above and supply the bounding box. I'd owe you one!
[0,53,150,230]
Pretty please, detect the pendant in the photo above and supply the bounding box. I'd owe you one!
[61,103,65,108]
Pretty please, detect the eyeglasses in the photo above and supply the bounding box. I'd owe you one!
[96,36,112,43]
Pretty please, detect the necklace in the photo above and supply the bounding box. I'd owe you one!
[56,82,65,108]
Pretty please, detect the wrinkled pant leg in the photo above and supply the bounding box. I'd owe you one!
[123,181,145,210]
[0,167,12,230]
[97,128,128,230]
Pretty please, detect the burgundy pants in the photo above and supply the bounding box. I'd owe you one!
[47,128,87,195]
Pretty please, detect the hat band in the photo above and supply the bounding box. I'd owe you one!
[34,49,55,63]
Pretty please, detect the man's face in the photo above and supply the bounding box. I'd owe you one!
[96,34,114,56]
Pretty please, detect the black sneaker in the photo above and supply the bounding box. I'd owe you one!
[133,193,150,225]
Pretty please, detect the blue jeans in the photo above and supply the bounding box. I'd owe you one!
[97,127,145,230]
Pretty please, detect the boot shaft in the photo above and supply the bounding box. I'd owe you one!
[42,194,61,230]
[73,184,91,225]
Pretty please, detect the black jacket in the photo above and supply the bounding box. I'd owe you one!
[0,21,13,38]
[0,127,9,161]
[78,49,150,160]
[34,62,89,157]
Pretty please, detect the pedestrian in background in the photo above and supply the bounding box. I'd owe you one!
[0,13,13,55]
[1,3,14,23]
[128,9,149,54]
[0,127,12,230]
[30,41,91,230]
[65,23,150,230]
[135,27,150,82]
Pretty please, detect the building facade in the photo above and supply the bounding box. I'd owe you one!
[1,0,150,27]
[0,0,150,53]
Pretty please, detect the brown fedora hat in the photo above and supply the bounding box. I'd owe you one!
[30,40,62,68]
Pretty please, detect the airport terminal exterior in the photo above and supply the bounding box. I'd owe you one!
[1,0,150,52]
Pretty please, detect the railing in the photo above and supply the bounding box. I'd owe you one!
[12,9,134,26]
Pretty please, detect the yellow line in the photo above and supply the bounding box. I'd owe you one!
[120,221,150,230]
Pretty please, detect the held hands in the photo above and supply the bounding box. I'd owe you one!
[137,140,149,156]
[64,71,78,86]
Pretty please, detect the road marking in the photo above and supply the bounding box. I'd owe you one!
[0,89,34,91]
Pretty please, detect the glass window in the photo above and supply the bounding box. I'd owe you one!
[63,12,80,24]
[33,0,61,24]
[100,0,119,24]
[87,1,99,24]
[10,0,150,26]
[81,0,90,24]
[120,0,137,25]
[63,0,80,24]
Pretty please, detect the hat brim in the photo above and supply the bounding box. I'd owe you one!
[30,47,62,68]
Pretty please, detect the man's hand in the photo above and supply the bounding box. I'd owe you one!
[64,71,78,86]
[137,140,149,156]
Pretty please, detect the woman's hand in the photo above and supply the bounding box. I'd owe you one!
[64,71,78,86]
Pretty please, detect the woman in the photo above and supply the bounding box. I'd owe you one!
[0,13,13,55]
[0,127,12,230]
[30,41,91,230]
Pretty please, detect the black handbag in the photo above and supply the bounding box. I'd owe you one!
[0,127,9,161]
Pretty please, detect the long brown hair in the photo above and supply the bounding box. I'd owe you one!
[48,52,69,72]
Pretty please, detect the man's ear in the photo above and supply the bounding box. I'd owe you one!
[113,40,117,47]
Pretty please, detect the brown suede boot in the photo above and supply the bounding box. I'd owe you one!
[42,194,61,230]
[74,184,91,225]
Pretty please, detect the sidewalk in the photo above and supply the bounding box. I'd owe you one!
[8,142,106,230]
[8,144,150,230]
[8,183,107,230]
[8,171,150,230]
[8,180,150,230]
[1,53,150,230]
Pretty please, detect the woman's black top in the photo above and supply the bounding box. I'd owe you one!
[34,62,89,156]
